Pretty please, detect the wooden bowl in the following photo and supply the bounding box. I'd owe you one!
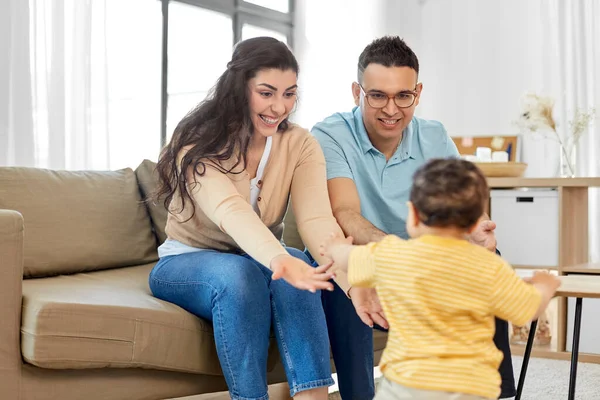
[474,162,527,177]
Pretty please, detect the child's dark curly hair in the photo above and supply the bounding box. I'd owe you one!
[410,158,489,229]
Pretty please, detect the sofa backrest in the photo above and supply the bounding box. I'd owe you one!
[0,167,158,278]
[134,159,306,251]
[135,160,168,246]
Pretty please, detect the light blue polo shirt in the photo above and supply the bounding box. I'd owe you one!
[311,106,459,239]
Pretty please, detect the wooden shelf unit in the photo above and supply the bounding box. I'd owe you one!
[487,177,600,188]
[488,177,600,362]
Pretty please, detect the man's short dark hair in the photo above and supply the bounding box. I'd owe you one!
[358,36,419,83]
[409,159,489,229]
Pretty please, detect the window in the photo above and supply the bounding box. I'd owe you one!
[23,0,294,170]
[167,3,233,141]
[28,0,162,170]
[106,0,162,168]
[242,24,288,43]
[160,0,294,146]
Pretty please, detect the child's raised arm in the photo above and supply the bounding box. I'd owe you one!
[491,262,561,327]
[319,232,355,271]
[527,271,561,321]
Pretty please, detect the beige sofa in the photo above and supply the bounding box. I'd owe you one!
[0,160,387,400]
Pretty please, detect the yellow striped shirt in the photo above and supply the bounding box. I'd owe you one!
[348,234,542,399]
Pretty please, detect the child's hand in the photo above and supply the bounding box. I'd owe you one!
[523,271,560,290]
[530,271,561,291]
[319,232,354,270]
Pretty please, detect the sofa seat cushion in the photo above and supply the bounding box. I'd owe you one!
[21,263,389,376]
[21,263,228,375]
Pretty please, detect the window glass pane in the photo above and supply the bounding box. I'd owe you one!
[243,0,289,13]
[167,4,233,141]
[106,0,162,168]
[242,24,288,44]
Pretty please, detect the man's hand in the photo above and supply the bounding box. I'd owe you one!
[348,287,389,329]
[469,214,497,252]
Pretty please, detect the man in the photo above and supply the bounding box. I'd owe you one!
[311,36,515,399]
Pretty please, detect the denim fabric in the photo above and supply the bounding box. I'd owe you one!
[149,247,334,400]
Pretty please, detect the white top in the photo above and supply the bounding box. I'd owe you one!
[250,136,272,214]
[158,136,272,258]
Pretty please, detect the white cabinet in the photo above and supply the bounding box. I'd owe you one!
[490,189,559,267]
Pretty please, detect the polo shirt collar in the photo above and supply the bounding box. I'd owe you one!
[353,106,415,160]
[353,107,375,154]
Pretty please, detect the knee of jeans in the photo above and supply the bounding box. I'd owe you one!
[285,247,311,265]
[220,262,271,302]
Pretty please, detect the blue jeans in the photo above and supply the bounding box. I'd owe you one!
[308,251,517,400]
[149,247,334,400]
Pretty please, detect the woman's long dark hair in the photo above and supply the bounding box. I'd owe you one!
[153,37,299,218]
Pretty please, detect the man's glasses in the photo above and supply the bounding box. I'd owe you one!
[358,84,418,109]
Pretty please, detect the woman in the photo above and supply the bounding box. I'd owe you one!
[151,37,345,400]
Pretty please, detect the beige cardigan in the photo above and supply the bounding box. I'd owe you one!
[165,124,349,291]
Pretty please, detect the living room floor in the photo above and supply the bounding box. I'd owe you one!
[329,358,600,400]
[171,358,600,400]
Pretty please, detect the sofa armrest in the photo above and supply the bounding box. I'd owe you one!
[0,210,24,399]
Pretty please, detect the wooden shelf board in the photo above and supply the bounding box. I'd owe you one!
[488,177,600,188]
[513,265,559,271]
[562,263,600,275]
[557,275,600,299]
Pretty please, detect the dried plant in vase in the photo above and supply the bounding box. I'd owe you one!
[514,92,595,177]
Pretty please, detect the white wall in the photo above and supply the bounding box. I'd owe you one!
[383,0,423,58]
[383,0,553,138]
[418,0,550,137]
[294,0,553,138]
[294,0,599,265]
[293,0,387,129]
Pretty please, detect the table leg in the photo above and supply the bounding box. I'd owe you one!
[568,298,583,400]
[515,319,538,400]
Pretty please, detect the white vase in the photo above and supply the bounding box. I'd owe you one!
[520,131,561,177]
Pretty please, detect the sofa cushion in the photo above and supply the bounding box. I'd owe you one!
[21,264,217,373]
[0,167,158,278]
[21,263,388,376]
[21,263,279,375]
[135,159,168,246]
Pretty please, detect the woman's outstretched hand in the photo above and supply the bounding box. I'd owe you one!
[270,255,335,293]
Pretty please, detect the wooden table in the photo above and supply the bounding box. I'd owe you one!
[516,275,600,400]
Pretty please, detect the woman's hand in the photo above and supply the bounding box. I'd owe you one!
[270,255,335,293]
